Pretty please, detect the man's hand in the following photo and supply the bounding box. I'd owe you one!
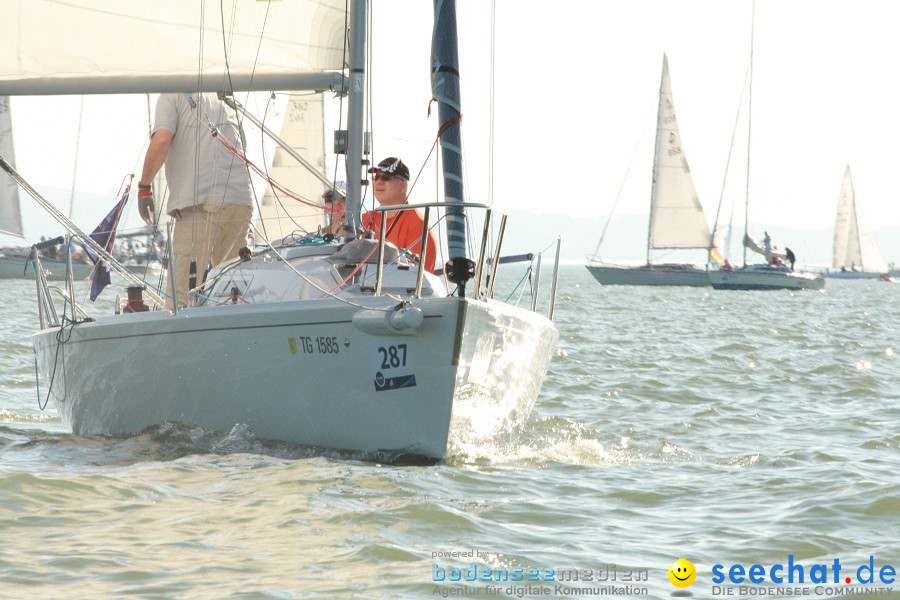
[138,189,155,224]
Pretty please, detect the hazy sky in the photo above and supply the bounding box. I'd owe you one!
[6,0,900,241]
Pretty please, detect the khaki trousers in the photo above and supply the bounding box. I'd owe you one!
[168,203,252,308]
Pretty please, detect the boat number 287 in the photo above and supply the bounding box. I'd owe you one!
[377,344,407,369]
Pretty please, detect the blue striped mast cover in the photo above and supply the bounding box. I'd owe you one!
[431,0,467,264]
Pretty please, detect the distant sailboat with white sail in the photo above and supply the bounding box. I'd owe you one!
[251,92,332,243]
[0,96,22,238]
[825,164,889,279]
[0,95,94,280]
[586,54,712,287]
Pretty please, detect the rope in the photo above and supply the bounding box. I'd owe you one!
[213,131,321,210]
[504,264,534,305]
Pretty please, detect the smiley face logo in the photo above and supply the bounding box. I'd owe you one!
[668,558,696,588]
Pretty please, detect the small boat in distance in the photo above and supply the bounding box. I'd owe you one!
[586,54,712,287]
[824,164,889,280]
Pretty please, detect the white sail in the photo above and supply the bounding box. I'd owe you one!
[833,165,888,273]
[0,1,346,95]
[0,96,23,237]
[648,54,710,250]
[256,93,328,241]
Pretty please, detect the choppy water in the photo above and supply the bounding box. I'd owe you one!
[0,268,898,599]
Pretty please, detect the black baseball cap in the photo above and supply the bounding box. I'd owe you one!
[368,157,410,181]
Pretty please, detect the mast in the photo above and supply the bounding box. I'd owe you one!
[646,55,668,265]
[743,1,755,267]
[432,0,467,280]
[707,67,750,268]
[343,0,367,240]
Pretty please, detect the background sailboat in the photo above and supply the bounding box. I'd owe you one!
[707,2,824,291]
[0,96,22,238]
[0,95,95,280]
[252,92,333,243]
[826,164,889,279]
[586,54,712,287]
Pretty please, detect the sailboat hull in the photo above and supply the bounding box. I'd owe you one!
[586,263,710,287]
[708,266,825,291]
[32,295,557,460]
[823,270,887,280]
[0,252,95,280]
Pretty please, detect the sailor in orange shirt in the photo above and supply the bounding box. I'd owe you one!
[362,157,439,273]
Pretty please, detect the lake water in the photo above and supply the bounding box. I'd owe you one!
[0,267,897,599]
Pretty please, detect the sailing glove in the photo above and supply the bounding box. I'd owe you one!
[138,189,155,224]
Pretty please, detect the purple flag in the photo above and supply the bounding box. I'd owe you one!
[85,189,128,301]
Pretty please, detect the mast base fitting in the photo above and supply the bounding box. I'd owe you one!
[444,258,475,284]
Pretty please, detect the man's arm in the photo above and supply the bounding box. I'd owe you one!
[139,129,174,186]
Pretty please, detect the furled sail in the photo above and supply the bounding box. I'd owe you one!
[833,165,888,272]
[0,0,347,95]
[648,55,710,250]
[0,96,23,237]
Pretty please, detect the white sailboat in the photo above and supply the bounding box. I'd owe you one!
[0,95,95,280]
[708,4,824,292]
[825,164,889,279]
[253,92,332,242]
[586,54,712,287]
[0,96,21,238]
[1,1,560,461]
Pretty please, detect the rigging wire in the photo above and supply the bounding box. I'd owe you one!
[244,0,276,245]
[362,0,374,217]
[588,116,649,261]
[213,0,256,263]
[744,0,756,268]
[68,97,84,220]
[36,236,88,411]
[488,0,496,208]
[708,66,750,267]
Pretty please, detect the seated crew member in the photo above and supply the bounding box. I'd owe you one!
[361,157,438,273]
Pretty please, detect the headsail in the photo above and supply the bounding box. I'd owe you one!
[0,1,347,95]
[648,55,710,250]
[0,96,23,237]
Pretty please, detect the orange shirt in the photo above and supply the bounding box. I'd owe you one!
[362,207,438,273]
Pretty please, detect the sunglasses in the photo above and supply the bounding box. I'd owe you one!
[372,173,396,182]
